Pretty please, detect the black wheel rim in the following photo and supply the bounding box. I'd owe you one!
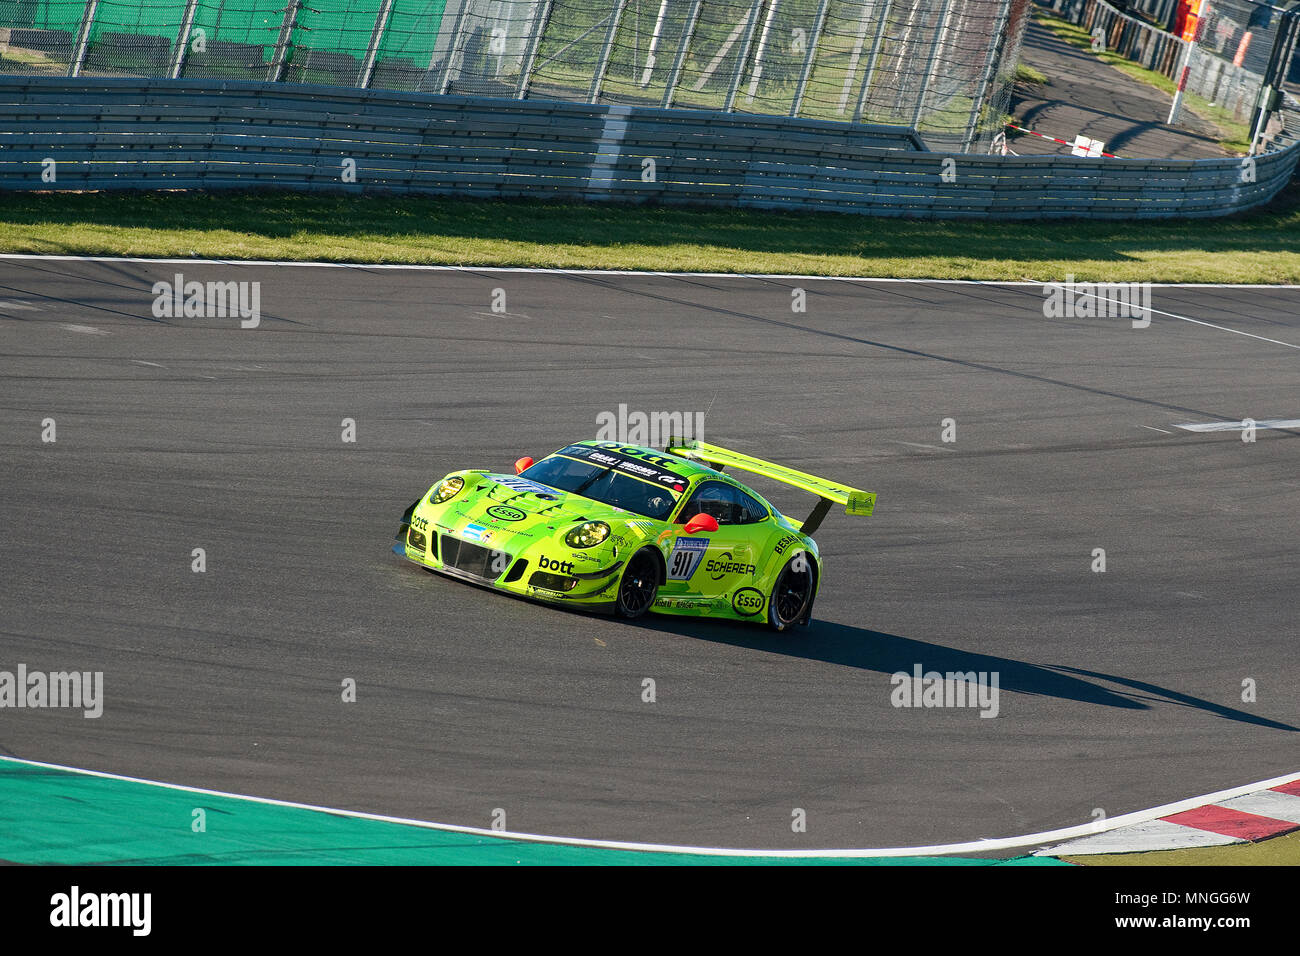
[774,561,812,624]
[619,552,658,614]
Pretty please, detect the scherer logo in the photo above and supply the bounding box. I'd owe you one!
[706,552,756,580]
[151,272,261,328]
[0,664,102,718]
[595,404,704,448]
[1042,274,1151,329]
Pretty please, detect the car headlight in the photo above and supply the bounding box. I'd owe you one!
[565,521,610,549]
[430,476,464,504]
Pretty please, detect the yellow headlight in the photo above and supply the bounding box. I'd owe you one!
[430,476,464,504]
[565,521,610,549]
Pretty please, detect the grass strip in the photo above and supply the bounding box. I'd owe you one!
[2,188,1299,283]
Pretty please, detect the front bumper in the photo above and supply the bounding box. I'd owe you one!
[397,524,624,613]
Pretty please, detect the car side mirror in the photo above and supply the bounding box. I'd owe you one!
[514,457,534,474]
[683,513,719,534]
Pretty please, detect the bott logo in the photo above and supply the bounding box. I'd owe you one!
[538,555,574,575]
[732,587,764,616]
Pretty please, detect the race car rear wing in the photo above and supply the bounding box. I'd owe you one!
[665,437,874,536]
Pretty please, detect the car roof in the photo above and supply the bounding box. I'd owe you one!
[553,440,781,520]
[558,439,722,483]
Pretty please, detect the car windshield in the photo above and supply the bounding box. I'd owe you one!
[521,451,684,520]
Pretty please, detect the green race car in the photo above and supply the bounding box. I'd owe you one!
[394,439,874,631]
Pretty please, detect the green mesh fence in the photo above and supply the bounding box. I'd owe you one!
[0,0,1026,151]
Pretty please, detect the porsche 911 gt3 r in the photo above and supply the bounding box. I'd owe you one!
[394,439,874,631]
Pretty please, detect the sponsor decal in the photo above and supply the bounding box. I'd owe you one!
[706,551,756,580]
[462,523,490,543]
[774,534,797,555]
[560,443,689,493]
[666,536,709,580]
[654,597,712,610]
[732,587,765,616]
[411,515,430,532]
[486,505,527,522]
[489,474,556,496]
[538,555,574,575]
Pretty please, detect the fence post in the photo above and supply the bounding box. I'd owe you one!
[724,0,764,111]
[852,0,894,122]
[662,0,704,107]
[267,0,303,83]
[589,0,630,103]
[358,0,395,88]
[744,0,781,103]
[960,0,1012,152]
[171,0,201,79]
[516,0,554,97]
[68,0,99,77]
[790,0,830,116]
[438,1,470,95]
[911,0,955,129]
[1249,6,1300,152]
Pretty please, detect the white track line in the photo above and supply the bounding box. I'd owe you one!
[3,254,1296,349]
[0,254,1298,288]
[1174,419,1300,432]
[3,755,1298,859]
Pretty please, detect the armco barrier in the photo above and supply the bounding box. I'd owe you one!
[0,77,1296,219]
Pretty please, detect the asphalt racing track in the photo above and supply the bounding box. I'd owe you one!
[1,258,1297,854]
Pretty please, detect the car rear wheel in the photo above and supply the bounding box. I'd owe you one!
[615,548,661,618]
[768,553,815,632]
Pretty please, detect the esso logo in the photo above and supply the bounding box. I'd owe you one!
[486,505,526,522]
[732,587,764,616]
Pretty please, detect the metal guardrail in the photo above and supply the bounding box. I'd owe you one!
[0,0,1031,155]
[0,77,1296,218]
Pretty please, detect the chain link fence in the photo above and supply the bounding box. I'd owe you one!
[0,0,1030,151]
[1039,0,1300,138]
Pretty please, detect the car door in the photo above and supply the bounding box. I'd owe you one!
[665,480,767,603]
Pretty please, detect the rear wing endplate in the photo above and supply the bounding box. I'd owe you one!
[666,438,874,536]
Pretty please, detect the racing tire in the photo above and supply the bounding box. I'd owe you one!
[615,548,662,619]
[768,552,815,632]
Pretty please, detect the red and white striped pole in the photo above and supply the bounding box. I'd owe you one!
[1004,123,1121,157]
[1168,1,1210,126]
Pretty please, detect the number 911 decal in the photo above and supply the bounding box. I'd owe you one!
[666,536,709,580]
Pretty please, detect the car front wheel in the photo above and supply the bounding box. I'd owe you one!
[615,548,661,618]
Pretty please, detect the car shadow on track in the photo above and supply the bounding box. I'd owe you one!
[623,616,1299,732]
